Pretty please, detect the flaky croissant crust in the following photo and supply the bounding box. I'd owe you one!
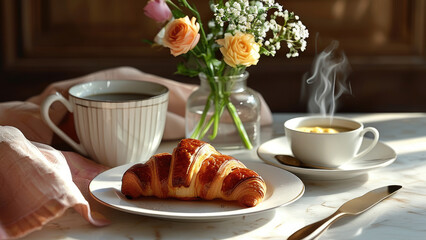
[121,139,266,207]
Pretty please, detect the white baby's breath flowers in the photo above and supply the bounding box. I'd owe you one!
[207,33,214,40]
[213,0,309,58]
[208,20,215,28]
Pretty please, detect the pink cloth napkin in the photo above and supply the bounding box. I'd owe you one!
[0,66,273,239]
[0,126,110,239]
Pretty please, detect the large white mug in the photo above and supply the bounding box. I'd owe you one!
[41,80,169,167]
[284,116,379,168]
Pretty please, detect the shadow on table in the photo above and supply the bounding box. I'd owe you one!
[302,173,369,194]
[101,208,277,239]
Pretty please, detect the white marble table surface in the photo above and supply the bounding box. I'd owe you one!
[23,113,426,240]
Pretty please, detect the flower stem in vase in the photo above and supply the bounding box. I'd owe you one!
[189,74,253,149]
[199,103,225,140]
[190,93,213,139]
[226,103,253,149]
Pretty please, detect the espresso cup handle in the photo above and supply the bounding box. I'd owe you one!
[40,93,87,156]
[354,127,379,159]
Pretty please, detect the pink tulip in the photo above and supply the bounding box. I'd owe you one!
[144,0,172,23]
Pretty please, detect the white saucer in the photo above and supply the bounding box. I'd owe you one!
[257,136,397,180]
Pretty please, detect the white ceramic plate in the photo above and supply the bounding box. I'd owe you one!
[257,136,397,180]
[89,162,304,221]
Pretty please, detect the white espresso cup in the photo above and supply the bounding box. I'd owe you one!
[41,80,169,167]
[284,116,379,168]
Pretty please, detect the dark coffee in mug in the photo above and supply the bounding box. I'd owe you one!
[85,92,154,101]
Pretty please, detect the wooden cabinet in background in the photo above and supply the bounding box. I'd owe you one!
[1,0,425,112]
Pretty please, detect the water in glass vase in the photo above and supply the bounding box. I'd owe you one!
[185,71,261,150]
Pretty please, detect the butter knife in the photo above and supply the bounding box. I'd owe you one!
[288,185,402,240]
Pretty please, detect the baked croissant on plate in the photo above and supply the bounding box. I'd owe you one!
[121,138,267,207]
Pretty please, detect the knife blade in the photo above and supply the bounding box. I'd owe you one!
[288,185,402,240]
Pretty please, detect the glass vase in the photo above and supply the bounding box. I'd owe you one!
[185,71,260,150]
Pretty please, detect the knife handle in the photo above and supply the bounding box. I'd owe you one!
[287,211,346,240]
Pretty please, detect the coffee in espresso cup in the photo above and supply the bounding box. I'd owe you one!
[284,116,379,168]
[41,80,169,167]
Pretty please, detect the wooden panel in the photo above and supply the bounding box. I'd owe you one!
[288,0,418,55]
[1,0,425,112]
[16,0,424,58]
[21,0,161,57]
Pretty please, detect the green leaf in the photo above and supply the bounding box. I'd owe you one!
[211,58,222,68]
[259,46,271,56]
[171,9,186,19]
[176,62,200,77]
[142,39,154,45]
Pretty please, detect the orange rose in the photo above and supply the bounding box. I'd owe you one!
[162,16,200,56]
[216,32,260,68]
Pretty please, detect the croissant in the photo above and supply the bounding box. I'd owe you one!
[121,138,267,207]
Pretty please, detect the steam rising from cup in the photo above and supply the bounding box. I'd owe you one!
[302,41,352,116]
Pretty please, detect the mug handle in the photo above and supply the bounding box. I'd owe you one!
[354,127,379,159]
[40,93,87,156]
